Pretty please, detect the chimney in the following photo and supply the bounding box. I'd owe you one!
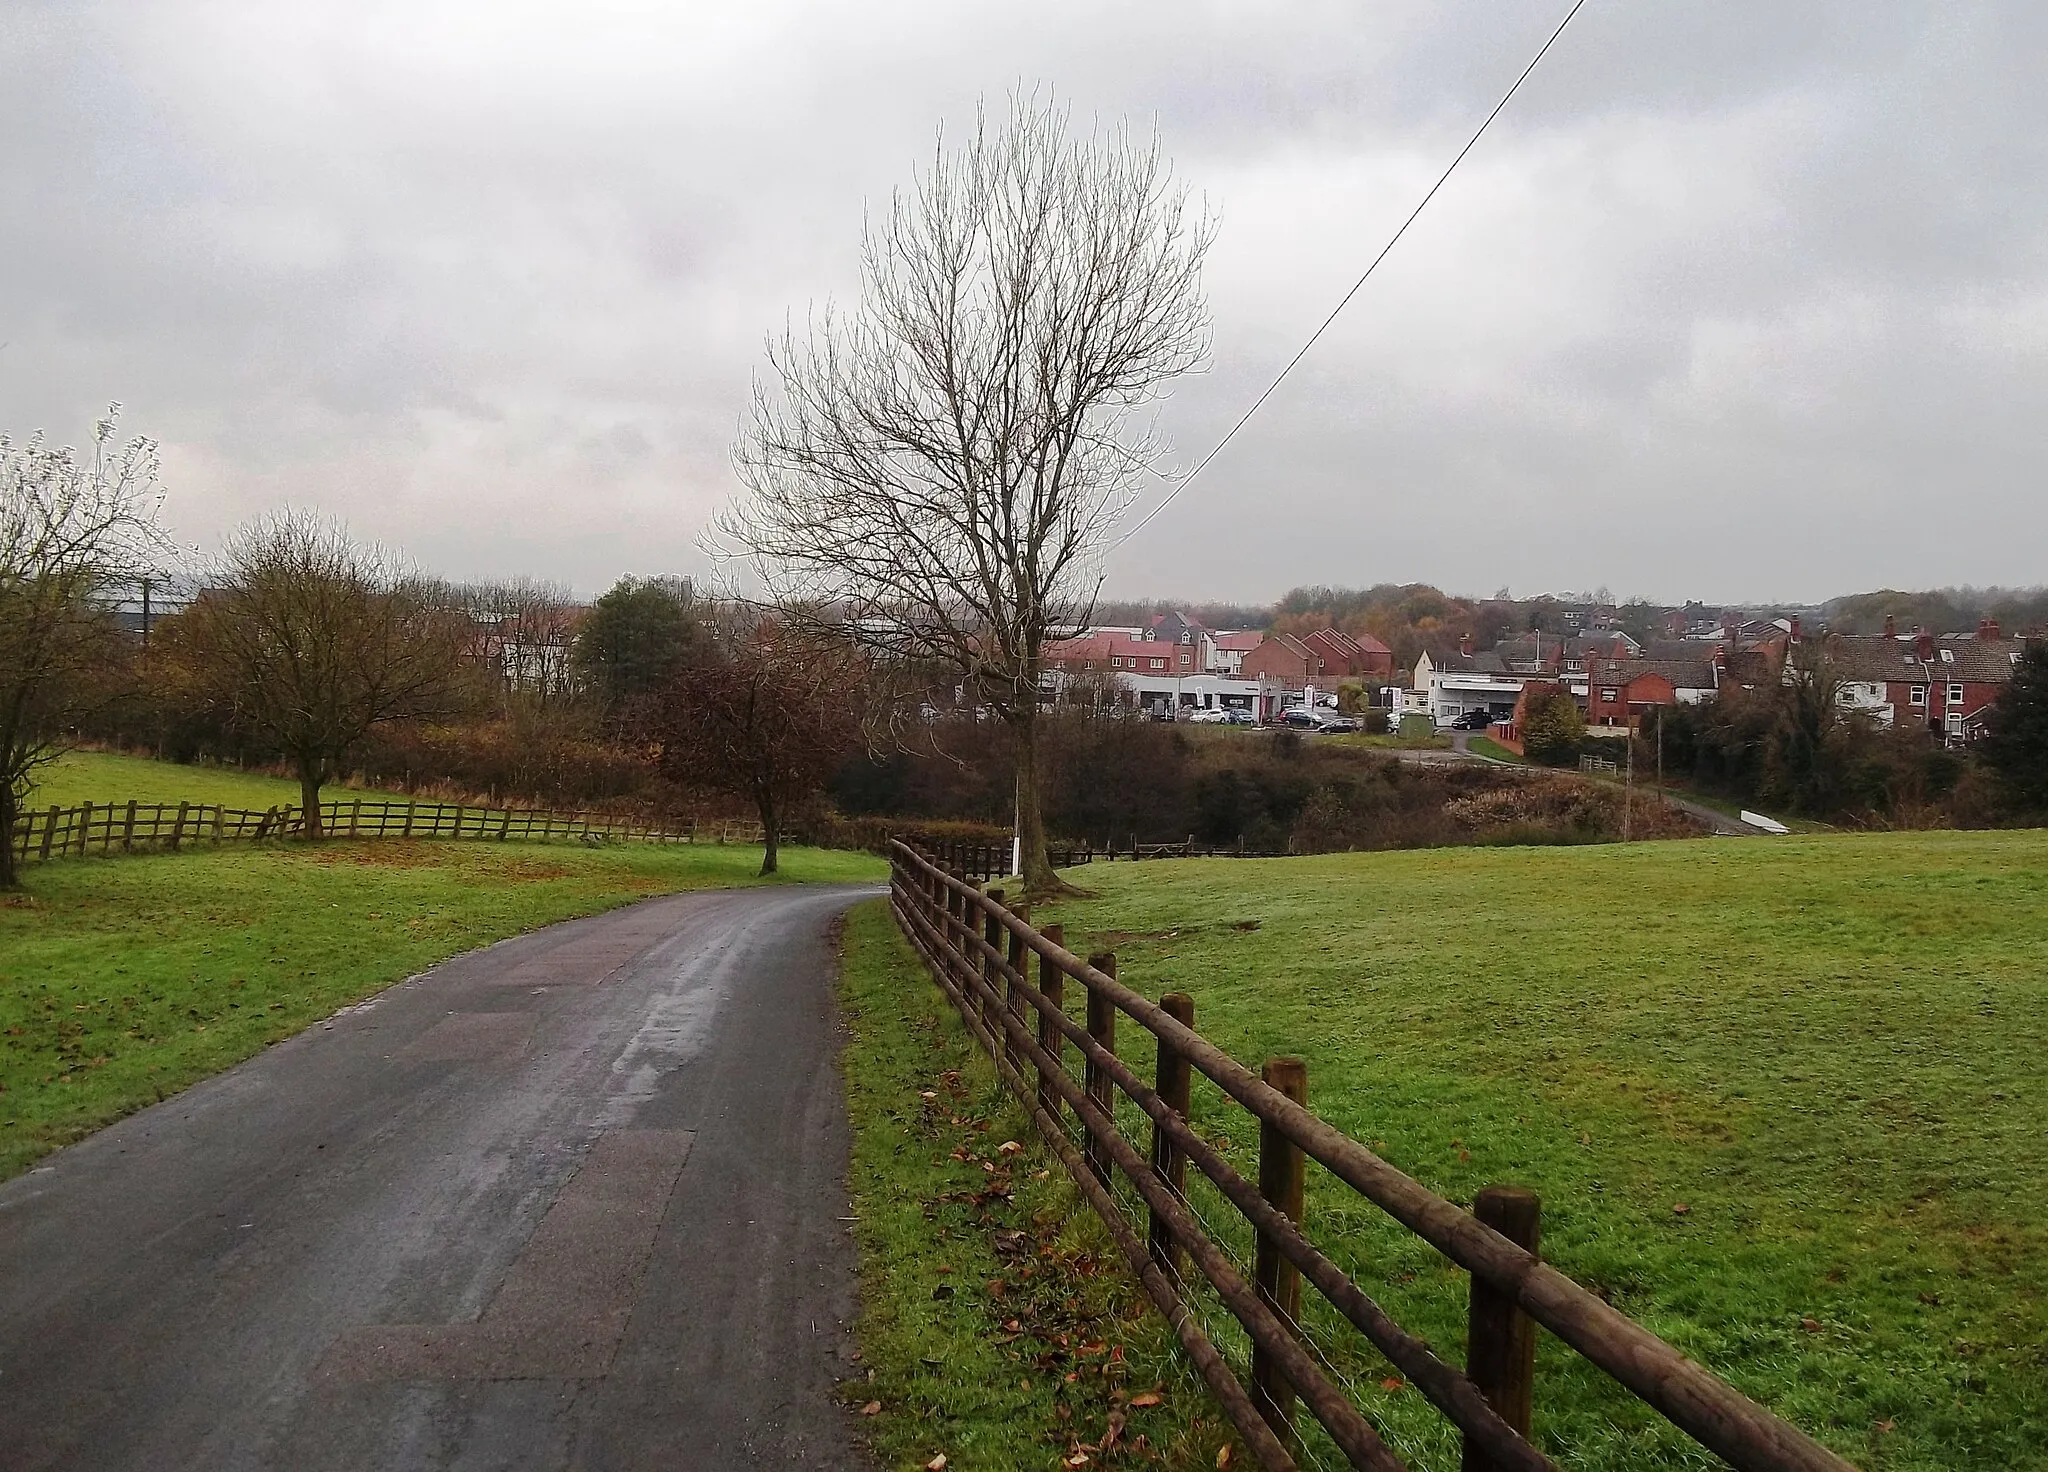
[1789,616,1802,643]
[1915,629,1934,662]
[1722,612,1738,644]
[1459,633,1473,658]
[1884,613,1896,639]
[1979,617,2001,642]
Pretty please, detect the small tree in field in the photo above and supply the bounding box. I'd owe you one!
[656,627,863,875]
[0,414,163,887]
[170,514,470,836]
[721,95,1211,898]
[1979,641,2048,815]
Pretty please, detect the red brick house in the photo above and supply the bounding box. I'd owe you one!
[1043,634,1196,677]
[1583,657,1718,727]
[1826,618,2026,741]
[1239,631,1327,684]
[1299,627,1395,680]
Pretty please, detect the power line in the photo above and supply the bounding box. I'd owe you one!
[1114,0,1588,548]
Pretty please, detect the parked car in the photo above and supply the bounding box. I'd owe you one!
[1314,714,1363,734]
[1221,708,1256,726]
[1279,707,1322,729]
[1450,709,1497,731]
[1187,707,1232,724]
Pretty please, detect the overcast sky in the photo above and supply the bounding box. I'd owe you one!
[5,1,2044,604]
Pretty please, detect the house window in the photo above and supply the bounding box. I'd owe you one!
[1149,658,1165,670]
[1909,686,1926,707]
[1948,683,1964,704]
[1940,647,1954,663]
[1601,688,1619,703]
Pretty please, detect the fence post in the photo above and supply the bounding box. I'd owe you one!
[212,804,225,844]
[944,868,966,977]
[123,799,137,851]
[1462,1187,1541,1472]
[1252,1056,1309,1446]
[1037,924,1066,1122]
[40,806,58,859]
[980,889,1004,1034]
[1084,953,1117,1187]
[1148,992,1196,1276]
[1003,903,1029,1073]
[170,801,189,852]
[79,802,94,856]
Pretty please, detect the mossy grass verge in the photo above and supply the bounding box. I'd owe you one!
[26,748,382,810]
[1025,833,2048,1470]
[837,899,1239,1470]
[0,839,883,1179]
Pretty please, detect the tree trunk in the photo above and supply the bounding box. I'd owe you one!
[299,759,325,839]
[1013,703,1071,901]
[0,780,18,890]
[756,784,779,877]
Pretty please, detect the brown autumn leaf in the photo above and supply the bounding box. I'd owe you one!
[1800,1317,1823,1334]
[1673,1202,1691,1215]
[1216,1445,1234,1468]
[859,1401,881,1416]
[1379,1376,1405,1392]
[1129,1391,1163,1409]
[998,1139,1024,1155]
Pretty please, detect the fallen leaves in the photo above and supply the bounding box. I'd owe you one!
[926,1455,948,1470]
[859,1401,881,1417]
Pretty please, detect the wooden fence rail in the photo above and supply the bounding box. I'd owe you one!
[887,840,1858,1472]
[9,798,766,864]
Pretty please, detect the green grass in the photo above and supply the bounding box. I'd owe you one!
[838,900,1236,1470]
[1465,736,1523,763]
[0,840,883,1179]
[999,832,2048,1471]
[1319,731,1455,751]
[25,749,378,810]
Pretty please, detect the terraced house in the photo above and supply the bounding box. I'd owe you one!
[1828,617,2027,741]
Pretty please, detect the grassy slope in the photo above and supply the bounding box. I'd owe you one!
[1003,833,2048,1471]
[1,840,883,1179]
[838,900,1238,1471]
[27,749,378,810]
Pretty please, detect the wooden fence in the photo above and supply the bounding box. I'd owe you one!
[9,798,764,865]
[888,840,1857,1472]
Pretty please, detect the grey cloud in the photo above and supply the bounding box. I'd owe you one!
[3,0,2044,601]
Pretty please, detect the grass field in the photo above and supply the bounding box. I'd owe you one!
[838,900,1235,1470]
[25,749,378,810]
[0,839,883,1180]
[919,831,2048,1470]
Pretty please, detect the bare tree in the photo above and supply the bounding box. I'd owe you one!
[720,96,1211,896]
[655,624,863,876]
[169,514,471,835]
[0,413,164,887]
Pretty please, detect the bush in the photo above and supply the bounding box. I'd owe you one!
[1520,686,1585,766]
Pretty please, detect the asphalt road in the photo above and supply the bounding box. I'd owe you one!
[0,881,883,1472]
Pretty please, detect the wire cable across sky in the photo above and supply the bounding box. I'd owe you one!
[1113,0,1588,549]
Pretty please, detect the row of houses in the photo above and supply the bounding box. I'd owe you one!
[1041,612,1394,718]
[1420,613,2032,745]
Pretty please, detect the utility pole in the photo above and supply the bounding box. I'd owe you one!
[1623,717,1635,841]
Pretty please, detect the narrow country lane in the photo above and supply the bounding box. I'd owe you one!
[0,882,884,1471]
